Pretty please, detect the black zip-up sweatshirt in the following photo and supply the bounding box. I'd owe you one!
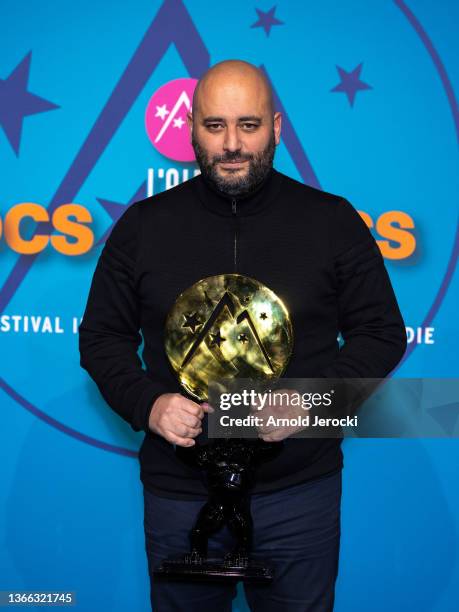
[79,167,407,500]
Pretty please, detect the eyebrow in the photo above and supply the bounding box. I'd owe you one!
[202,116,262,123]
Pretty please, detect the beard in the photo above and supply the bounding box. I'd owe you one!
[191,129,276,197]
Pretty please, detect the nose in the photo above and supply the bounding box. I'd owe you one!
[223,124,242,154]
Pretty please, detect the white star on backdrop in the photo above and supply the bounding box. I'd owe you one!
[173,116,185,129]
[155,104,169,120]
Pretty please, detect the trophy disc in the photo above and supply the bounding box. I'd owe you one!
[164,274,293,401]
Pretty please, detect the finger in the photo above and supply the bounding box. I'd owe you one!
[180,400,207,419]
[258,431,274,441]
[201,402,215,413]
[260,432,283,442]
[256,416,275,432]
[168,432,196,447]
[177,411,202,429]
[173,422,202,438]
[257,428,276,436]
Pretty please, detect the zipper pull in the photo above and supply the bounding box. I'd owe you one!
[231,199,237,273]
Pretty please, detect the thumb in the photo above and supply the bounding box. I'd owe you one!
[201,402,215,413]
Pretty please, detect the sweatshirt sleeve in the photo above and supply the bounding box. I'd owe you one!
[318,197,407,379]
[78,202,168,433]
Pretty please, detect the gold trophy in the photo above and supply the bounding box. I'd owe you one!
[154,273,293,582]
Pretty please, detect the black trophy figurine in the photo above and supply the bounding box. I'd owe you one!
[154,437,283,581]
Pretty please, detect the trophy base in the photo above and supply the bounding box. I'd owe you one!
[154,552,273,583]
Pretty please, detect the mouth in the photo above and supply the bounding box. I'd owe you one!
[219,160,249,169]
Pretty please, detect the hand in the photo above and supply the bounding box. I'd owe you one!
[148,393,214,447]
[250,387,308,442]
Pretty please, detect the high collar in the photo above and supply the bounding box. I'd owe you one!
[191,167,284,217]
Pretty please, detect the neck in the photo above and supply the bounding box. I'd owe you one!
[200,167,274,202]
[192,166,283,217]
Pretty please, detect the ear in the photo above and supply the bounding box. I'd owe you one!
[186,111,193,142]
[273,111,282,146]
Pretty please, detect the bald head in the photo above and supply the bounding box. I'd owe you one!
[192,60,274,119]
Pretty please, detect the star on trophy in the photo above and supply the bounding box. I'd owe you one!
[154,273,293,582]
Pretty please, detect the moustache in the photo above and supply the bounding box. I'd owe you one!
[213,154,253,164]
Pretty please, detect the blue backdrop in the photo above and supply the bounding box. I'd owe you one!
[1,1,458,610]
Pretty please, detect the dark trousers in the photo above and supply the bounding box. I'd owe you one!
[143,470,342,612]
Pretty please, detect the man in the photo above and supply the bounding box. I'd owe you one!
[79,60,407,611]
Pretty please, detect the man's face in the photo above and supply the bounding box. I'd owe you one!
[187,77,281,197]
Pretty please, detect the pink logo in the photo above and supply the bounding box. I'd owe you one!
[145,78,197,162]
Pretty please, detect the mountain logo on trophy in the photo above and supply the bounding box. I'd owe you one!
[181,290,275,374]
